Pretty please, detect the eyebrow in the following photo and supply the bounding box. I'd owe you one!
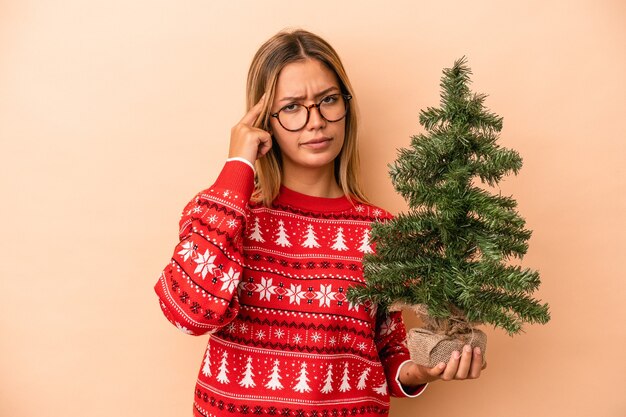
[278,86,341,103]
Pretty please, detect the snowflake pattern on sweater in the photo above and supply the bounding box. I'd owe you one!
[154,161,426,417]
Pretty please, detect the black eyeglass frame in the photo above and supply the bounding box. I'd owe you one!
[270,93,353,132]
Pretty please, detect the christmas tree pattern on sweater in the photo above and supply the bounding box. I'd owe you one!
[155,161,425,417]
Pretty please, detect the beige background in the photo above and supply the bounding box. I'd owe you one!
[1,1,625,416]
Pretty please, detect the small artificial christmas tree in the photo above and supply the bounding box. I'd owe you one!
[348,57,550,367]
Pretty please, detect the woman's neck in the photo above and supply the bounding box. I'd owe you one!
[281,163,343,198]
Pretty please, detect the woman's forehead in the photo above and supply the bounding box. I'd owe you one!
[274,59,340,99]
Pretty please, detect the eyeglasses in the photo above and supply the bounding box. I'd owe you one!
[270,93,352,132]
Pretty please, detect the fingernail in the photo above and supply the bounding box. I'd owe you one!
[463,345,472,353]
[474,347,481,355]
[453,350,461,359]
[438,362,446,369]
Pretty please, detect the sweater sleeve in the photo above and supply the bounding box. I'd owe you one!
[375,311,428,398]
[154,160,254,336]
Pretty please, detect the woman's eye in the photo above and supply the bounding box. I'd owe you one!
[282,104,300,113]
[321,95,339,105]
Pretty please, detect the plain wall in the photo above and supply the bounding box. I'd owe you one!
[1,1,625,416]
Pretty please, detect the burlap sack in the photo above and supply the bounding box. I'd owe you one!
[407,327,487,368]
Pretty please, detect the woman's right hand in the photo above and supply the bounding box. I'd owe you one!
[228,94,273,165]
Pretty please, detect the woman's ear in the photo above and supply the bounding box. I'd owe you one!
[265,115,273,135]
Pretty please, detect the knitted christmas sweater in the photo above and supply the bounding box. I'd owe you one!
[154,160,426,417]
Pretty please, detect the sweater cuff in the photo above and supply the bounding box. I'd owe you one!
[213,160,255,203]
[226,157,255,172]
[394,359,428,398]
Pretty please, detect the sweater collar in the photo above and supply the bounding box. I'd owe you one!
[274,185,354,213]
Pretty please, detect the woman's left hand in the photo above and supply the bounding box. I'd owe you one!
[398,345,485,387]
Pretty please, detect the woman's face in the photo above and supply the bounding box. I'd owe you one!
[269,59,346,175]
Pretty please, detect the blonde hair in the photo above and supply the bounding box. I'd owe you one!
[246,29,369,207]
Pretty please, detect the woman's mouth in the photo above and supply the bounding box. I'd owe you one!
[301,137,332,149]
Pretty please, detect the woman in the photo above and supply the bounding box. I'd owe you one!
[155,29,483,417]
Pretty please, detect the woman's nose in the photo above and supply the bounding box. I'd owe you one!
[306,105,326,129]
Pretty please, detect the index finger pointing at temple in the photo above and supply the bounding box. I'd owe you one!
[240,94,267,126]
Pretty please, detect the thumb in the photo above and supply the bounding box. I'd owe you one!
[427,362,447,377]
